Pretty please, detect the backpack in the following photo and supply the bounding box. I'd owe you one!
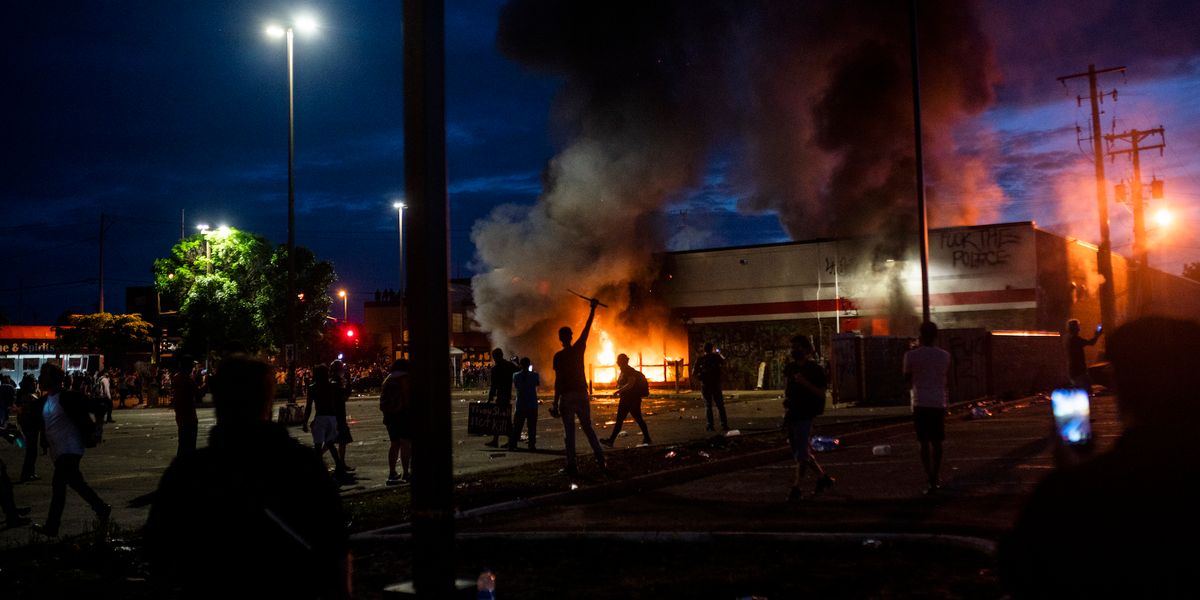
[379,371,410,414]
[633,370,650,398]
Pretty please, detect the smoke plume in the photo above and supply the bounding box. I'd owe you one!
[472,0,1000,364]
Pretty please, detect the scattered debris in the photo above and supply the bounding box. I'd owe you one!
[872,444,893,456]
[725,429,742,437]
[862,539,884,549]
[811,436,839,452]
[698,451,711,459]
[664,451,677,459]
[569,483,579,491]
[604,420,616,426]
[970,406,993,419]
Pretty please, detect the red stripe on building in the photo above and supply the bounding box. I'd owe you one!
[674,288,1036,319]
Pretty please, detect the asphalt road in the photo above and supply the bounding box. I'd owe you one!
[1,389,1094,548]
[457,393,1123,539]
[1,388,905,546]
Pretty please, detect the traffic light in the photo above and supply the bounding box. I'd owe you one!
[337,324,360,348]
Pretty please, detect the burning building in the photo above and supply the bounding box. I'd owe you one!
[658,221,1200,400]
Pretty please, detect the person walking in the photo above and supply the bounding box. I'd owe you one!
[379,360,412,485]
[145,355,349,598]
[695,343,729,431]
[1064,319,1102,391]
[15,374,42,482]
[0,375,14,426]
[95,369,113,423]
[329,361,355,472]
[485,348,519,448]
[552,298,606,476]
[508,357,540,451]
[1,458,31,528]
[171,359,199,457]
[303,364,351,483]
[603,353,652,447]
[32,362,110,537]
[903,321,952,494]
[783,335,835,502]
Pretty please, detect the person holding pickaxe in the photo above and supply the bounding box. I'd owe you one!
[552,294,607,476]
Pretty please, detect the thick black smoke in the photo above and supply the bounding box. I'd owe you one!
[472,0,999,358]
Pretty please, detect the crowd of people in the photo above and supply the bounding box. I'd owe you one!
[3,311,1184,595]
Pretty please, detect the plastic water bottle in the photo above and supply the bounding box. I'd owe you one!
[811,436,839,452]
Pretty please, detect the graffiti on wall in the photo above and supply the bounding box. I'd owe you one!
[940,226,1021,270]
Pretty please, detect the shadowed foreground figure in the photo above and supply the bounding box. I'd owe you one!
[1001,317,1200,598]
[146,355,349,599]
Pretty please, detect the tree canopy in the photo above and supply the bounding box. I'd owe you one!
[55,312,153,365]
[153,228,337,359]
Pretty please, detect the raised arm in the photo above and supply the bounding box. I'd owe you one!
[577,299,600,347]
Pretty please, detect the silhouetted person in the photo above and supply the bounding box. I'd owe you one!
[329,361,355,473]
[15,374,42,482]
[485,348,519,448]
[379,359,412,485]
[904,321,951,494]
[1065,318,1103,390]
[146,355,349,599]
[374,289,382,303]
[1,458,31,528]
[509,357,540,451]
[603,353,652,447]
[695,342,729,431]
[171,359,199,457]
[1001,316,1200,597]
[552,298,606,475]
[32,362,109,537]
[783,335,834,502]
[303,364,351,482]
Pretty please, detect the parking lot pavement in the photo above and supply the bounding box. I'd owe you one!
[0,389,907,546]
[457,394,1123,538]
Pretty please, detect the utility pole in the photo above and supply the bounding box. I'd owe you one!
[909,0,931,324]
[98,212,106,313]
[1057,64,1124,334]
[1105,126,1166,314]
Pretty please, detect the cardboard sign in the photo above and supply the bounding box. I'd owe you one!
[467,402,511,435]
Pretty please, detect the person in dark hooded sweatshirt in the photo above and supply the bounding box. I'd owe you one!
[145,355,349,599]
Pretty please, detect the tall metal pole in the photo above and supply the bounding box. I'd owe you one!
[286,26,298,405]
[98,212,106,313]
[397,204,406,358]
[404,0,455,594]
[909,0,931,324]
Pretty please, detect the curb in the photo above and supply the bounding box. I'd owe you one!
[352,529,998,556]
[353,395,1037,540]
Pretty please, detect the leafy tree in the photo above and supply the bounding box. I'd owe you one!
[1184,262,1200,284]
[55,312,153,367]
[153,228,336,360]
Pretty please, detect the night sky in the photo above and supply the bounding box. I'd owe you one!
[3,1,1198,326]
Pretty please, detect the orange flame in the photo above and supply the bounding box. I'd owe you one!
[588,323,688,386]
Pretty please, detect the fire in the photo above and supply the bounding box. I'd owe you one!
[588,325,688,386]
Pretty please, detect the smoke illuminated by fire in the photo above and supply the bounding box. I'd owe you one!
[472,1,1004,377]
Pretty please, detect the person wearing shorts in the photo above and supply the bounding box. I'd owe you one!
[903,321,951,494]
[379,360,412,485]
[782,335,834,503]
[303,364,350,481]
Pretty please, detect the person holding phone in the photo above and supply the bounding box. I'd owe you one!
[1001,316,1200,596]
[1064,319,1102,391]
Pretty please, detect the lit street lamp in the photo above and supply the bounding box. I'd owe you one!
[338,289,348,323]
[266,15,318,405]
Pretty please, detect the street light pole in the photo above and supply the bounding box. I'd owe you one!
[269,18,314,405]
[394,201,407,358]
[338,289,348,323]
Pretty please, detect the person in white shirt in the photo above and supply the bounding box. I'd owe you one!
[32,363,110,537]
[902,321,951,494]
